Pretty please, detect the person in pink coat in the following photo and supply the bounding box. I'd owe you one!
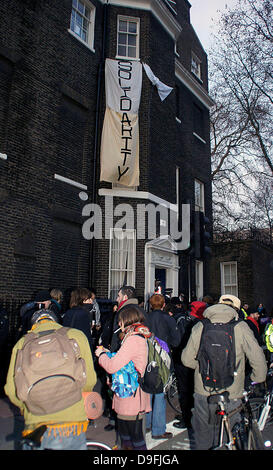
[95,305,151,450]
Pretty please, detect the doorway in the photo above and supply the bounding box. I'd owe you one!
[155,268,166,294]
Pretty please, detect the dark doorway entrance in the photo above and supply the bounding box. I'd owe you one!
[155,268,166,294]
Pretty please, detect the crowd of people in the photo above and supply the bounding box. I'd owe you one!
[1,286,273,450]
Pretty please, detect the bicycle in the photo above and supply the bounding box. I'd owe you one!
[20,423,112,450]
[86,439,112,450]
[249,368,273,432]
[208,390,265,450]
[166,373,181,414]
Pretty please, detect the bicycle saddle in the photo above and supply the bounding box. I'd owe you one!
[207,391,230,405]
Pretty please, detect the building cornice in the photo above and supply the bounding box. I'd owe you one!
[98,188,178,212]
[101,0,182,40]
[175,58,215,110]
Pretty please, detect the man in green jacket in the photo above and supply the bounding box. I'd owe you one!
[182,294,267,450]
[5,309,97,450]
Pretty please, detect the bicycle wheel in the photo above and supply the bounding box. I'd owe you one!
[247,420,265,450]
[166,376,181,414]
[86,441,112,450]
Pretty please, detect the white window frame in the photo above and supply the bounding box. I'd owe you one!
[195,260,203,300]
[220,261,238,297]
[194,179,205,212]
[108,228,136,300]
[116,16,140,60]
[191,52,202,80]
[69,0,96,51]
[176,166,180,208]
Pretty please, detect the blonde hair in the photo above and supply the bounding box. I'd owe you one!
[50,288,63,303]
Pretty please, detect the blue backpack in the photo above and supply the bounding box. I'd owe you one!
[106,352,139,398]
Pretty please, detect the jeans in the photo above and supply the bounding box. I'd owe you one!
[23,429,87,450]
[145,393,166,436]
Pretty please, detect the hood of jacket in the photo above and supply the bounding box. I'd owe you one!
[203,303,238,323]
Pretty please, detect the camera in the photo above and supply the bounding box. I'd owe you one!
[36,302,45,310]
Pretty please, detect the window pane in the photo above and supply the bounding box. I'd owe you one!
[76,12,83,27]
[119,20,127,32]
[78,1,84,14]
[128,34,136,46]
[118,45,126,56]
[74,23,81,36]
[118,33,127,45]
[129,22,137,33]
[85,6,90,19]
[224,265,231,285]
[230,264,236,284]
[128,46,136,58]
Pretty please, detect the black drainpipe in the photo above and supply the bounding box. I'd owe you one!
[89,1,109,288]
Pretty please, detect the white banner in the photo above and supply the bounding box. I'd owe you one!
[143,63,173,101]
[100,107,139,186]
[100,59,142,186]
[105,59,142,114]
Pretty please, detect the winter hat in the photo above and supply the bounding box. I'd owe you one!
[247,306,259,315]
[190,301,207,319]
[34,290,51,302]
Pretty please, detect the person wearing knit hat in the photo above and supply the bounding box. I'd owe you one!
[33,290,51,302]
[189,301,207,320]
[19,290,53,337]
[246,306,262,345]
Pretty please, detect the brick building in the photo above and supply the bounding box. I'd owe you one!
[210,231,273,314]
[0,0,213,312]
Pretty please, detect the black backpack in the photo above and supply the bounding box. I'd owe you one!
[196,318,238,392]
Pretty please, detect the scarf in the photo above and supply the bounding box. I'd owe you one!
[120,322,151,343]
[117,299,128,311]
[247,316,260,333]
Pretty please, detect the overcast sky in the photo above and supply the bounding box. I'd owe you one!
[189,0,238,52]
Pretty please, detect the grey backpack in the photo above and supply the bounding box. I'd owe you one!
[14,327,87,415]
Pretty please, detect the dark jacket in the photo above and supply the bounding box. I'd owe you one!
[110,298,147,352]
[146,309,181,350]
[62,306,93,354]
[172,311,196,363]
[19,301,62,338]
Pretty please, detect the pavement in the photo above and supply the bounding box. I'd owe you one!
[0,393,188,451]
[2,395,273,453]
